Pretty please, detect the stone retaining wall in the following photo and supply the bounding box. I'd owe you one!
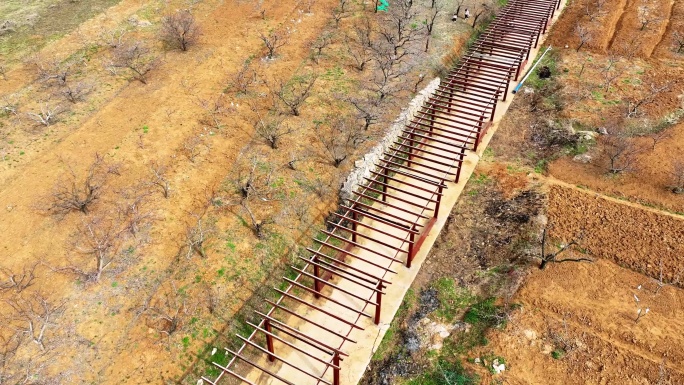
[340,77,441,201]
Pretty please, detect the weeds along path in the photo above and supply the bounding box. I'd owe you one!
[201,1,568,384]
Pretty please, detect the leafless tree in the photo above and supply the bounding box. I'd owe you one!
[159,9,201,51]
[672,31,684,54]
[317,114,367,167]
[98,27,127,49]
[454,0,467,16]
[146,282,186,339]
[116,187,157,236]
[252,110,297,149]
[1,94,19,116]
[575,24,593,52]
[27,102,64,127]
[109,41,158,84]
[471,3,495,29]
[668,160,684,194]
[148,161,171,198]
[271,73,318,116]
[600,54,624,92]
[344,34,373,72]
[184,213,216,259]
[59,81,93,104]
[343,92,384,130]
[4,293,65,351]
[538,227,592,269]
[181,133,208,163]
[377,0,423,56]
[637,5,659,31]
[424,1,444,52]
[34,57,82,87]
[0,263,38,293]
[46,154,120,216]
[309,31,334,64]
[332,0,351,26]
[196,93,233,130]
[227,57,260,95]
[259,28,290,59]
[68,216,126,281]
[648,128,671,150]
[0,332,22,382]
[625,82,671,117]
[601,129,642,174]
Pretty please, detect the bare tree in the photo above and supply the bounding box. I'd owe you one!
[309,31,334,64]
[575,24,593,52]
[600,54,624,92]
[271,73,318,116]
[148,161,171,198]
[252,110,297,149]
[227,57,260,95]
[4,293,65,351]
[377,0,423,56]
[317,114,367,167]
[27,102,63,127]
[98,27,127,49]
[539,227,592,269]
[344,35,372,72]
[668,160,684,194]
[332,0,351,26]
[109,41,158,84]
[1,94,19,116]
[145,282,186,339]
[0,263,38,293]
[159,9,201,51]
[181,133,208,163]
[672,30,684,54]
[424,1,444,52]
[34,57,82,87]
[184,213,216,259]
[69,216,126,281]
[45,154,119,216]
[343,92,384,130]
[454,0,467,16]
[625,82,671,117]
[116,187,157,236]
[637,5,659,31]
[196,93,233,130]
[59,81,93,104]
[601,130,642,174]
[259,28,290,59]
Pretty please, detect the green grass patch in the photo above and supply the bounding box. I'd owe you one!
[433,278,476,322]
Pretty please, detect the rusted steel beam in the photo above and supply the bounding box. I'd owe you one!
[224,348,296,385]
[316,229,407,258]
[390,142,464,164]
[350,199,426,226]
[382,152,456,177]
[274,288,364,329]
[283,277,374,317]
[290,265,382,303]
[298,256,388,287]
[261,301,356,344]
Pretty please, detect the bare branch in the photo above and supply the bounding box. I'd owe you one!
[159,9,201,51]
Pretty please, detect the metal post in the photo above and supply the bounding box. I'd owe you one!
[374,281,382,325]
[313,256,322,299]
[333,353,341,385]
[382,167,388,202]
[407,229,415,268]
[351,210,357,243]
[435,185,443,218]
[265,319,275,362]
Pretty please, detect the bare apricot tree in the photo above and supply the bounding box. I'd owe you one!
[259,27,290,59]
[159,9,201,51]
[109,41,158,84]
[424,1,444,51]
[343,92,384,130]
[252,110,297,149]
[668,160,684,194]
[59,81,93,104]
[637,5,659,31]
[317,114,367,167]
[538,227,592,269]
[672,31,684,54]
[46,153,120,216]
[332,0,351,26]
[601,129,642,174]
[227,57,260,95]
[98,27,127,49]
[309,31,334,64]
[271,72,318,116]
[116,187,157,236]
[377,0,423,56]
[625,82,671,117]
[27,102,64,127]
[68,216,126,281]
[575,24,593,52]
[148,161,171,198]
[184,213,216,259]
[0,263,38,293]
[4,293,65,351]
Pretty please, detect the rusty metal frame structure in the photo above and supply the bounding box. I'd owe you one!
[203,1,560,384]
